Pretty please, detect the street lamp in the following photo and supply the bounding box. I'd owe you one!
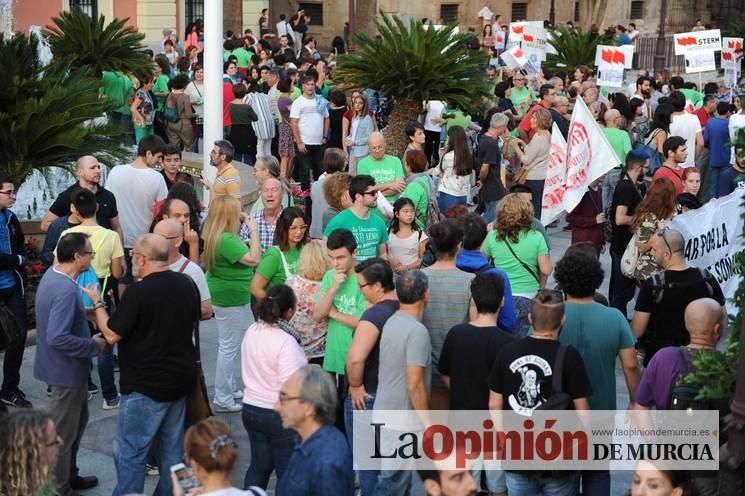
[653,0,667,75]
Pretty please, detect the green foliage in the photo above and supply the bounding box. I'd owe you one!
[0,33,130,183]
[44,9,151,77]
[544,27,612,76]
[334,13,491,111]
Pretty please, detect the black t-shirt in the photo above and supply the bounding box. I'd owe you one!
[609,178,642,255]
[489,337,592,416]
[476,134,506,202]
[108,271,199,402]
[49,182,118,230]
[635,268,725,365]
[352,299,400,394]
[438,323,514,410]
[328,107,346,149]
[159,169,195,191]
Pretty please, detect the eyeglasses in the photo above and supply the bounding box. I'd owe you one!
[46,435,63,447]
[363,189,379,197]
[369,145,385,151]
[0,190,16,196]
[278,392,304,404]
[358,281,374,290]
[656,226,681,254]
[83,251,96,258]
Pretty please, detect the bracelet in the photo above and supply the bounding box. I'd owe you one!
[93,302,105,310]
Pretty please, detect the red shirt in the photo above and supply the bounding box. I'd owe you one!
[694,107,710,128]
[518,101,551,140]
[653,164,684,194]
[222,82,233,127]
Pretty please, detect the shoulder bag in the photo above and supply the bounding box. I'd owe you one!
[536,344,573,410]
[184,276,213,425]
[504,238,540,283]
[620,233,640,278]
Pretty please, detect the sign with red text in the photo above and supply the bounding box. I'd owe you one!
[593,45,634,69]
[562,97,621,213]
[540,123,568,225]
[506,21,543,50]
[674,29,722,56]
[500,45,529,70]
[522,26,547,64]
[722,37,743,74]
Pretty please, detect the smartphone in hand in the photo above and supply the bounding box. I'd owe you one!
[170,463,200,492]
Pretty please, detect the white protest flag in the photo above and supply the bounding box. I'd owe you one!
[500,45,529,70]
[563,97,621,213]
[540,122,568,225]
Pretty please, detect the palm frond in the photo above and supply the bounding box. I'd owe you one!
[544,27,612,76]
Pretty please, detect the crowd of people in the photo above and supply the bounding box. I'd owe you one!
[0,11,741,496]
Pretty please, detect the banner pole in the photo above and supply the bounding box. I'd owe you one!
[698,71,703,91]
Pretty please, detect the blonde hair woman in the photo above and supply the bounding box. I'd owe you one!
[0,411,60,496]
[482,193,552,337]
[286,239,330,363]
[510,107,552,216]
[202,196,262,412]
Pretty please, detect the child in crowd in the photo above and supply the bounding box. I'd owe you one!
[386,198,427,273]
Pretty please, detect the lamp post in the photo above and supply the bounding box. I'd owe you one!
[653,0,668,75]
[549,0,556,28]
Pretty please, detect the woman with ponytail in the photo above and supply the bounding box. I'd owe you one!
[240,284,307,490]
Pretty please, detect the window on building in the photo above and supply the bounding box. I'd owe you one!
[574,1,580,22]
[185,0,204,27]
[511,3,528,22]
[298,3,324,26]
[70,0,98,19]
[440,4,459,24]
[630,0,644,19]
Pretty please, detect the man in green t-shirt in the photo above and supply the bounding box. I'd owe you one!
[324,175,389,261]
[357,132,406,212]
[313,228,366,377]
[102,71,134,143]
[601,109,632,208]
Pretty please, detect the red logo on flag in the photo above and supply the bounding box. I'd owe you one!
[677,36,697,46]
[514,49,524,58]
[601,49,625,65]
[512,25,524,34]
[523,34,534,42]
[723,52,733,61]
[728,40,742,50]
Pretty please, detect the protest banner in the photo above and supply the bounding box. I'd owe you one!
[674,29,722,56]
[668,189,744,301]
[521,26,547,64]
[596,66,625,87]
[684,51,716,73]
[540,122,568,225]
[562,97,621,213]
[594,45,634,69]
[722,37,743,69]
[506,21,543,50]
[500,45,529,70]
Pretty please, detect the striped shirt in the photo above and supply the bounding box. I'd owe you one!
[247,92,276,140]
[213,164,241,199]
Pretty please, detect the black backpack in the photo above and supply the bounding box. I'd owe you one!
[669,347,713,412]
[650,267,716,304]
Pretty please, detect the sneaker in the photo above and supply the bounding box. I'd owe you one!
[0,389,32,409]
[88,381,99,395]
[232,390,243,399]
[144,464,159,476]
[213,402,242,413]
[103,395,121,410]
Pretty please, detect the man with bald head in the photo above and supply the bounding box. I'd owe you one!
[635,298,725,410]
[632,229,726,366]
[83,232,200,495]
[250,177,284,251]
[157,198,199,262]
[42,155,123,239]
[154,219,212,320]
[357,131,406,212]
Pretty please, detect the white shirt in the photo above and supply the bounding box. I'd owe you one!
[438,150,471,197]
[105,164,167,248]
[185,81,204,118]
[290,94,328,145]
[424,100,445,132]
[169,255,211,302]
[729,113,745,165]
[670,112,702,168]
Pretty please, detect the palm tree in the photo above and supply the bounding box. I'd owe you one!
[44,9,151,77]
[544,27,612,77]
[334,14,490,157]
[0,33,130,183]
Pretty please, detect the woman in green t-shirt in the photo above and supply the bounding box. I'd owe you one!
[251,207,307,301]
[203,196,262,412]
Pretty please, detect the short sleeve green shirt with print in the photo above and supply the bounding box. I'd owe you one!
[206,232,253,307]
[153,74,171,112]
[256,246,301,289]
[357,154,405,203]
[316,269,366,375]
[323,209,389,262]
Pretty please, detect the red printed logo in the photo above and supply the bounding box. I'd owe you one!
[601,49,625,65]
[512,25,524,34]
[728,40,742,50]
[523,34,535,43]
[565,122,592,190]
[514,48,525,58]
[723,52,733,61]
[677,36,697,46]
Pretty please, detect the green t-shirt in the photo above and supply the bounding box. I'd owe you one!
[602,128,632,167]
[323,208,389,262]
[231,47,253,68]
[206,232,253,307]
[290,86,302,101]
[357,154,405,204]
[558,302,636,410]
[256,246,301,288]
[316,269,366,375]
[508,86,535,116]
[680,88,704,109]
[153,74,171,112]
[402,177,430,231]
[483,229,548,295]
[443,110,472,131]
[101,71,134,115]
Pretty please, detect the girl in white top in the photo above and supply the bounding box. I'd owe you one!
[387,198,427,273]
[437,125,473,213]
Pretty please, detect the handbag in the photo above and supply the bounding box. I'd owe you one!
[513,165,530,185]
[620,233,640,278]
[184,276,213,425]
[0,301,23,351]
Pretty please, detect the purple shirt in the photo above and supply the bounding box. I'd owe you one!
[636,346,715,408]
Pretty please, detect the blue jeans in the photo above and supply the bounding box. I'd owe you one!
[112,393,186,496]
[601,168,622,210]
[483,200,498,225]
[525,179,545,220]
[506,471,580,496]
[512,296,534,338]
[437,191,467,215]
[708,166,724,199]
[344,394,379,496]
[609,249,636,319]
[374,467,413,496]
[241,402,296,489]
[97,343,117,401]
[581,470,610,496]
[234,152,256,166]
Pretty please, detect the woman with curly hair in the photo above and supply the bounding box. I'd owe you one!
[0,410,60,496]
[631,177,678,282]
[321,172,353,231]
[483,193,552,336]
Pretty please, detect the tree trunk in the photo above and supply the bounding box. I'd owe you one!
[356,0,378,37]
[578,0,608,32]
[383,98,421,160]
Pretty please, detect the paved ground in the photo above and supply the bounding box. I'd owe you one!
[4,219,636,495]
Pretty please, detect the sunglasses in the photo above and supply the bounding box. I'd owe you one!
[656,226,681,253]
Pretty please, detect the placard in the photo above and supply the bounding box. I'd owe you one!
[596,66,625,87]
[684,51,716,73]
[674,29,722,56]
[722,37,743,71]
[506,21,543,50]
[593,45,634,69]
[521,26,547,64]
[724,68,739,89]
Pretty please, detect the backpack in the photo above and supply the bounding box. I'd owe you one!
[415,176,442,229]
[668,347,713,411]
[642,128,665,174]
[535,344,573,411]
[164,93,180,123]
[649,267,716,304]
